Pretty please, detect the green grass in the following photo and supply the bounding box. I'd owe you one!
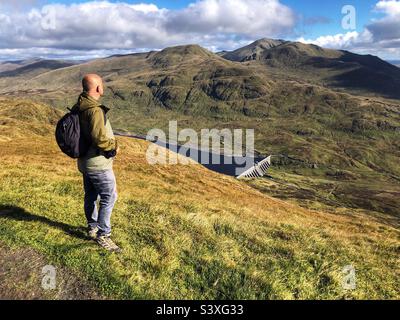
[248,167,400,224]
[0,125,399,299]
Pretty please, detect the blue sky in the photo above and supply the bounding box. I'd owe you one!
[285,0,376,37]
[0,0,399,60]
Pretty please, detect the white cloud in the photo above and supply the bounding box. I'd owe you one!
[375,0,400,15]
[0,47,151,61]
[298,31,362,49]
[165,0,295,37]
[368,0,400,42]
[298,30,374,50]
[0,0,296,60]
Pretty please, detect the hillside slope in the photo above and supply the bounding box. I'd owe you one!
[0,59,78,80]
[0,99,399,299]
[0,45,271,118]
[0,59,40,73]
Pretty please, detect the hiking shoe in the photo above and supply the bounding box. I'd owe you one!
[88,226,99,240]
[96,235,121,253]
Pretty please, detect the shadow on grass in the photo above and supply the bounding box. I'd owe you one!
[0,205,88,240]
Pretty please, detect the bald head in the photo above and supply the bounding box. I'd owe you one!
[82,74,104,100]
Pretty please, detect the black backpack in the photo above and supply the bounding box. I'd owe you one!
[55,106,106,159]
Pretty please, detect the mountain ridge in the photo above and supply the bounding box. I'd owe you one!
[221,39,400,99]
[0,59,79,78]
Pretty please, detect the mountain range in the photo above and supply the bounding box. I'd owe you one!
[2,38,399,99]
[222,39,400,99]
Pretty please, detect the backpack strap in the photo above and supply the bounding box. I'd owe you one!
[100,105,108,125]
[95,107,108,156]
[68,104,80,114]
[70,105,106,125]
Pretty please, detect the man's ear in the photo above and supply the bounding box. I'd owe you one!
[96,85,100,93]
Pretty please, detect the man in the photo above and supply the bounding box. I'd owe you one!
[72,74,121,252]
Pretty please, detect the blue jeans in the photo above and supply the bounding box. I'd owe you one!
[83,169,117,236]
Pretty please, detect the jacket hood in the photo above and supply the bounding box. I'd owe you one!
[74,92,110,113]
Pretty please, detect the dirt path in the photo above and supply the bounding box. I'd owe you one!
[0,243,104,300]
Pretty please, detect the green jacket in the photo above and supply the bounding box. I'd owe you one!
[72,92,118,173]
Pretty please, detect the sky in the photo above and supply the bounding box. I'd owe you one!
[0,0,399,61]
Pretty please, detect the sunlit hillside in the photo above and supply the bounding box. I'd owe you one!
[0,98,398,299]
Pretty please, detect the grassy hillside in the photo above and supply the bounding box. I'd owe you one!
[0,99,399,299]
